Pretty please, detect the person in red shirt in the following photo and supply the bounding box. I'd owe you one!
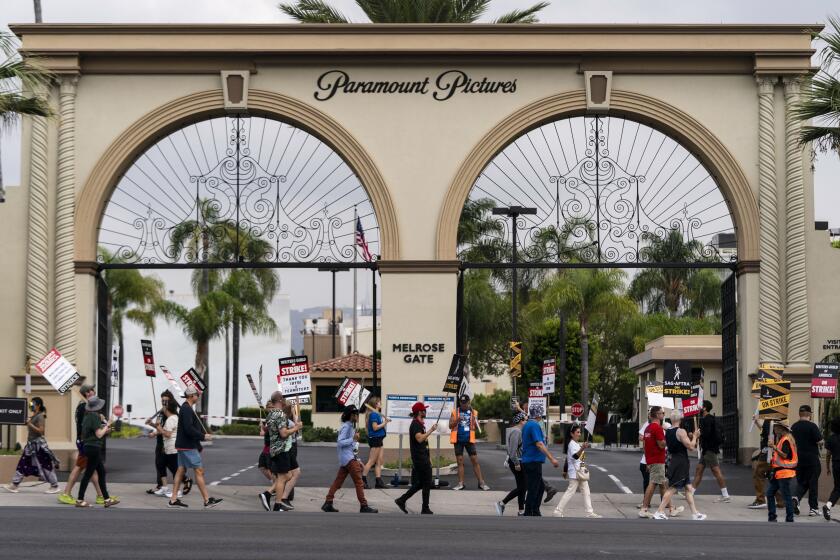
[639,406,683,518]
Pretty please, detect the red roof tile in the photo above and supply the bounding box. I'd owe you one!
[311,352,381,373]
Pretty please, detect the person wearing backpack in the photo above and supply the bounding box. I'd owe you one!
[691,400,730,502]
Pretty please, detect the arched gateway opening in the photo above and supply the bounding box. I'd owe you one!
[87,103,390,421]
[453,111,743,462]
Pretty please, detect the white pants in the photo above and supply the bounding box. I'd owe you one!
[554,478,593,515]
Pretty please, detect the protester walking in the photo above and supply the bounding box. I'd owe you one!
[653,414,706,520]
[749,414,781,509]
[167,387,221,509]
[553,424,601,518]
[58,384,103,505]
[767,421,798,522]
[2,397,60,495]
[691,401,731,502]
[158,400,181,499]
[449,395,490,491]
[146,391,186,496]
[260,392,302,512]
[521,404,559,516]
[639,406,668,518]
[281,400,302,505]
[322,405,378,513]
[823,417,840,521]
[76,397,118,508]
[395,402,437,515]
[791,405,823,516]
[362,396,390,489]
[496,411,527,516]
[638,416,650,501]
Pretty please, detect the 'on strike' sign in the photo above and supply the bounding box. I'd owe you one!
[35,348,81,395]
[278,356,311,397]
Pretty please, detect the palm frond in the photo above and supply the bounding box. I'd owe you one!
[493,1,550,24]
[279,0,350,23]
[0,93,52,128]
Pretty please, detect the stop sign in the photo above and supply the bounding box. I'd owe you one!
[112,404,124,418]
[571,402,584,417]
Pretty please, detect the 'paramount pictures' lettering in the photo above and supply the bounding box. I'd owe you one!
[315,70,517,102]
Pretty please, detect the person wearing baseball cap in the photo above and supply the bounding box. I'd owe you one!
[449,394,490,491]
[521,403,559,516]
[322,405,378,513]
[167,386,222,510]
[791,404,824,516]
[495,411,528,516]
[767,420,798,522]
[58,383,104,505]
[395,402,437,514]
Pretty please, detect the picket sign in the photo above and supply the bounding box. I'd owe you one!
[34,348,80,395]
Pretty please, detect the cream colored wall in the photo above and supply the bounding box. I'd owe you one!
[0,187,28,418]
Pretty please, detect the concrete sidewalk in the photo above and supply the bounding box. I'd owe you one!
[1,481,837,523]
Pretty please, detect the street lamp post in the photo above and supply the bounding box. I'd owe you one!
[319,267,349,358]
[492,205,537,394]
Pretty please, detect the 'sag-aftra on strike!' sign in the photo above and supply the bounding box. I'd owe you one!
[35,348,81,395]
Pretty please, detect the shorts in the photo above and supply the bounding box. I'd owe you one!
[258,451,270,470]
[700,451,720,467]
[454,441,477,457]
[368,436,384,448]
[177,449,203,470]
[667,455,691,489]
[648,463,667,485]
[270,451,298,474]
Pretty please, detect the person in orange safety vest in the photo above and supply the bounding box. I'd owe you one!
[766,421,798,523]
[449,395,489,491]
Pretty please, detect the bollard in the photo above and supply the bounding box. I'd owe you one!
[390,433,403,487]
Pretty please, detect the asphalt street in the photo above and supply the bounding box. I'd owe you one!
[91,437,756,496]
[3,506,838,560]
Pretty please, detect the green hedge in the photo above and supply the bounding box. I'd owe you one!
[301,426,338,442]
[219,423,260,436]
[300,408,312,426]
[110,425,144,439]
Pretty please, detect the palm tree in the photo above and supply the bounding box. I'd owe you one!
[628,230,712,316]
[543,268,633,406]
[280,0,550,24]
[0,31,53,202]
[98,248,166,406]
[797,16,840,153]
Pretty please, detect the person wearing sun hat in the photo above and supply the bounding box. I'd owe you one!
[322,405,378,513]
[395,401,438,515]
[766,420,798,523]
[75,397,118,508]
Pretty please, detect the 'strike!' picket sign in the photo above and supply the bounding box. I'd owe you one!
[34,348,81,395]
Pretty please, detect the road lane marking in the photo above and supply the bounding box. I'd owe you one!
[210,481,220,486]
[591,464,608,472]
[608,474,633,494]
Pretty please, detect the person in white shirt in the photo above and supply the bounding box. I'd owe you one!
[553,424,601,518]
[159,400,180,498]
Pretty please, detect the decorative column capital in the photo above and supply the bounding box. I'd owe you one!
[782,77,802,96]
[59,74,80,96]
[756,76,777,94]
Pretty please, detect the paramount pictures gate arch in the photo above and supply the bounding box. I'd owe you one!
[7,24,840,463]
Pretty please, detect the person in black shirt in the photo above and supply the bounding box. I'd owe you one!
[691,401,730,502]
[791,405,824,516]
[823,417,840,521]
[58,384,103,505]
[395,402,437,515]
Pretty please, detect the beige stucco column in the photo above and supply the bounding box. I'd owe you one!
[783,78,810,368]
[54,75,79,364]
[756,77,783,364]
[24,99,51,361]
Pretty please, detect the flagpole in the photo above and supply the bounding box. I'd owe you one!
[353,207,358,354]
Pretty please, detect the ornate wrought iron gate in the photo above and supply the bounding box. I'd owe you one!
[96,274,112,411]
[720,270,738,462]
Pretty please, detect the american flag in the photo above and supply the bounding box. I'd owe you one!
[355,217,373,262]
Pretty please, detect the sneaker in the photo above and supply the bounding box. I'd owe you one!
[1,484,19,493]
[585,512,603,519]
[395,498,408,514]
[164,490,183,499]
[168,499,188,509]
[363,476,370,490]
[272,504,284,512]
[452,483,464,491]
[183,478,193,496]
[154,487,168,497]
[280,499,295,511]
[204,497,223,509]
[146,487,159,495]
[638,509,653,518]
[748,500,767,509]
[544,487,558,503]
[96,496,105,505]
[58,493,75,505]
[653,511,668,520]
[360,505,378,513]
[374,478,386,489]
[495,501,505,516]
[321,501,338,513]
[792,497,800,515]
[259,491,271,512]
[45,486,60,494]
[823,505,832,521]
[669,505,685,517]
[552,511,564,518]
[479,482,491,491]
[809,508,819,517]
[692,512,708,521]
[420,508,434,515]
[714,495,732,503]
